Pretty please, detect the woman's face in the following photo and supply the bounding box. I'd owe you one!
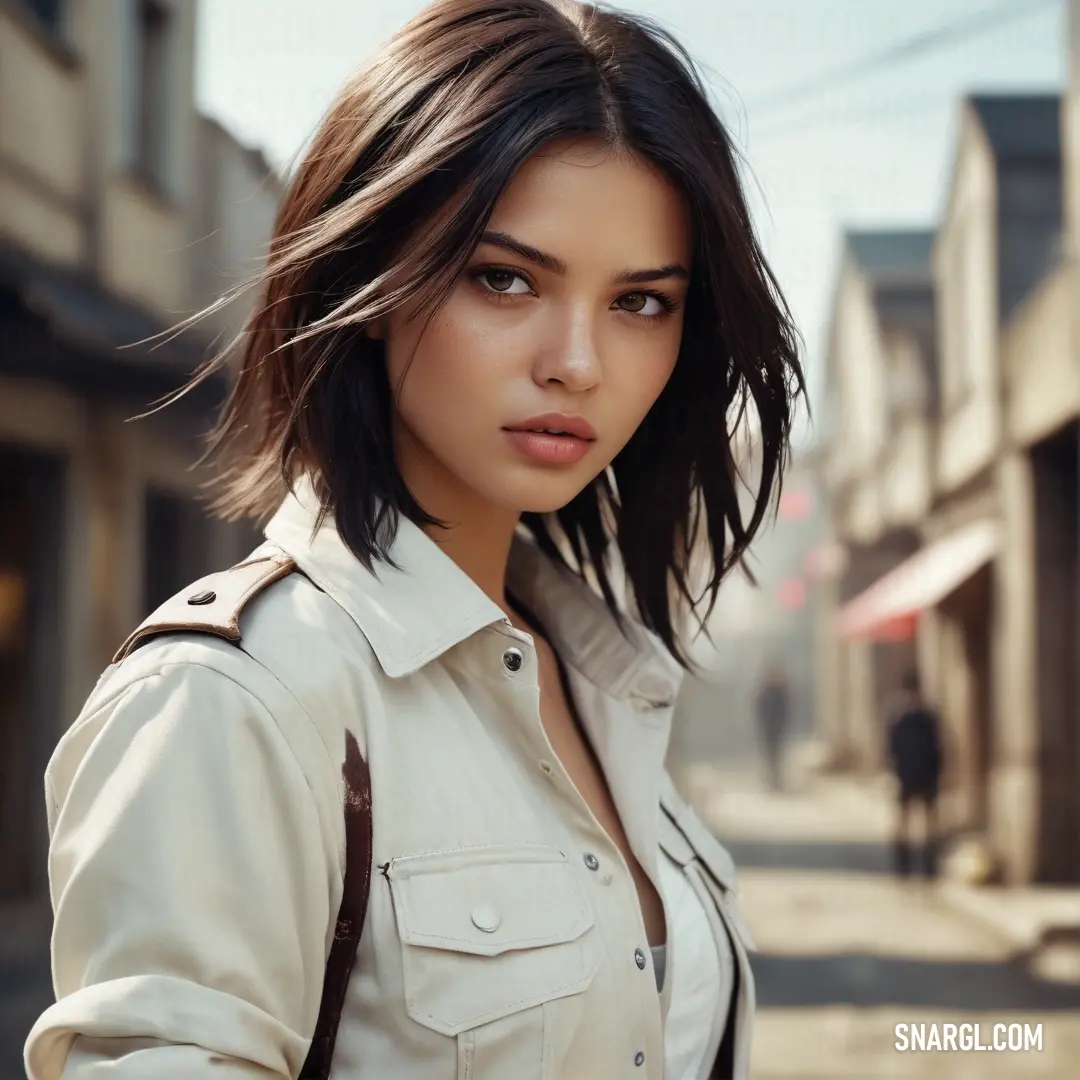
[377,137,692,518]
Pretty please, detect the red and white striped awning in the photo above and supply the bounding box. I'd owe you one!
[837,519,999,640]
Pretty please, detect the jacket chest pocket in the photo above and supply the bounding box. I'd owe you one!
[385,844,602,1078]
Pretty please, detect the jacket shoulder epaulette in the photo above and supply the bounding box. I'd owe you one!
[112,549,298,664]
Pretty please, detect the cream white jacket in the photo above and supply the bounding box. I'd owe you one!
[25,479,756,1080]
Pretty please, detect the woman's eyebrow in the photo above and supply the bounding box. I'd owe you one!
[481,231,567,274]
[479,230,690,285]
[612,264,690,285]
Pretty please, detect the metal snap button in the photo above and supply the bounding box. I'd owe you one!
[634,1050,645,1067]
[470,904,501,933]
[187,589,216,606]
[501,646,524,673]
[634,947,647,970]
[583,853,600,872]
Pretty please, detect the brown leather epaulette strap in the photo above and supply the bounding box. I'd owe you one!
[111,551,298,663]
[300,730,373,1079]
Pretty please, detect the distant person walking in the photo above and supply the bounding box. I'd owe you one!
[756,664,790,791]
[887,669,944,878]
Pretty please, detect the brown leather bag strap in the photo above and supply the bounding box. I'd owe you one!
[299,731,373,1079]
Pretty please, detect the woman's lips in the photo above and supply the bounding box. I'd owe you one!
[502,429,594,464]
[502,412,597,465]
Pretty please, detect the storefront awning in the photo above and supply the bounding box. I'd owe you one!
[837,519,999,640]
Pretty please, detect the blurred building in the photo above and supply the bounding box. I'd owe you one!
[0,0,280,1034]
[820,87,1076,886]
[819,229,936,770]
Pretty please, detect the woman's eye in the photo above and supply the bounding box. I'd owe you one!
[478,268,531,295]
[617,292,664,316]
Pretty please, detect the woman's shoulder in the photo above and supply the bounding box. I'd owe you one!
[57,545,381,820]
[116,542,378,699]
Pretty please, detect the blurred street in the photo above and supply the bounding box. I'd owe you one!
[680,745,1080,1079]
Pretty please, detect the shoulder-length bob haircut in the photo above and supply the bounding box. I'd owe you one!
[194,0,804,668]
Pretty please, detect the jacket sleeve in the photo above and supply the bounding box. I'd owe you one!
[24,656,341,1080]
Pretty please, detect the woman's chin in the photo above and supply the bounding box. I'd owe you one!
[486,475,593,517]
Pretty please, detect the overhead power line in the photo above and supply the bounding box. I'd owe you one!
[745,0,1062,120]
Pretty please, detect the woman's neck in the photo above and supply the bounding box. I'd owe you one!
[423,507,519,610]
[401,471,519,613]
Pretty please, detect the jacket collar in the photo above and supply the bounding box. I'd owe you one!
[264,476,682,702]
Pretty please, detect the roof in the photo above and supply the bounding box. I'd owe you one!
[840,229,938,411]
[0,243,228,406]
[199,111,285,186]
[968,94,1061,161]
[845,229,936,285]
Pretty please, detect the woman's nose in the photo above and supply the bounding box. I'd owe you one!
[531,311,602,391]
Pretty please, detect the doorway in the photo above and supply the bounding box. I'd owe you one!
[1031,421,1080,882]
[939,563,994,833]
[0,444,64,900]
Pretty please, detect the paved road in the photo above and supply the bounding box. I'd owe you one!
[682,751,1080,1079]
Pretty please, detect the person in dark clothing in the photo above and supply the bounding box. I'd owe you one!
[756,664,790,791]
[887,669,944,878]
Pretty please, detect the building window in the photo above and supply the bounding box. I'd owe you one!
[130,0,172,195]
[19,0,65,33]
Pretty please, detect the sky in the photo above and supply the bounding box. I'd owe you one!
[195,0,1067,445]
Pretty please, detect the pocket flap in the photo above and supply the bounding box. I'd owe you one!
[386,845,600,1035]
[658,777,739,893]
[388,844,594,956]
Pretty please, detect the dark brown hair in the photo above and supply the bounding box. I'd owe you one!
[188,0,804,668]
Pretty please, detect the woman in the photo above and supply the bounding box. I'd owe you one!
[26,0,802,1077]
